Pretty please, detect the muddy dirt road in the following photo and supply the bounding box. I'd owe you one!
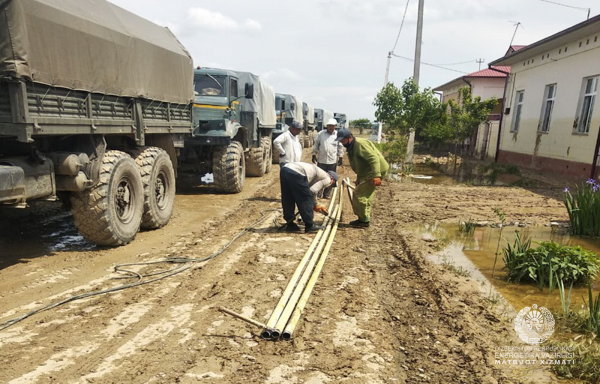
[0,156,564,383]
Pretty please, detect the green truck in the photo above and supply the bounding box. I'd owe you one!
[0,0,194,246]
[181,68,276,192]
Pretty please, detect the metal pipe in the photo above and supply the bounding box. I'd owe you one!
[283,188,343,340]
[261,187,338,339]
[271,204,340,338]
[219,307,268,329]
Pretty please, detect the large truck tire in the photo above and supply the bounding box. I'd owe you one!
[245,143,266,177]
[134,147,175,229]
[272,142,280,164]
[263,136,273,174]
[213,141,245,193]
[71,150,144,246]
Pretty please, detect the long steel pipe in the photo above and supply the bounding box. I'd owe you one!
[261,187,338,339]
[282,190,343,340]
[270,204,339,339]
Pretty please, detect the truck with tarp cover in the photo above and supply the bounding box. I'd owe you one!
[0,0,194,246]
[302,102,316,148]
[273,93,303,163]
[314,109,334,131]
[182,68,276,192]
[334,113,348,129]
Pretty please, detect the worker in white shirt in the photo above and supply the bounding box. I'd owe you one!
[273,121,303,167]
[280,162,338,233]
[312,118,344,199]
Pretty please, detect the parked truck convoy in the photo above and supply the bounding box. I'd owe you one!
[0,0,342,246]
[334,113,348,129]
[0,0,194,246]
[180,68,275,193]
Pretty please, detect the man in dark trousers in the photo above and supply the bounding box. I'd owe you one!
[280,162,338,233]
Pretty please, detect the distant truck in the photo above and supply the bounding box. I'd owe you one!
[315,109,334,131]
[0,0,194,246]
[302,102,316,148]
[273,93,303,162]
[181,68,275,192]
[334,113,348,129]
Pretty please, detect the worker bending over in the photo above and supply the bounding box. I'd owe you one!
[280,162,338,233]
[312,118,344,199]
[335,128,389,228]
[273,121,303,167]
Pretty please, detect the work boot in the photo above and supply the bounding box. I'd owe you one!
[285,222,302,232]
[305,224,323,233]
[349,219,370,228]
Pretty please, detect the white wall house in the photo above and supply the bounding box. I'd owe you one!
[434,67,507,160]
[490,15,600,180]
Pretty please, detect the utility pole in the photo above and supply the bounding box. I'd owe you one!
[377,52,392,143]
[406,0,424,163]
[476,58,485,70]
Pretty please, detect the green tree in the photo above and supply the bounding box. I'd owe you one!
[350,118,371,134]
[373,79,443,136]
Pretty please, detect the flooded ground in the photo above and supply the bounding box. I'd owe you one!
[422,223,600,316]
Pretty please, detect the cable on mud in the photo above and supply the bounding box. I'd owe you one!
[0,209,281,331]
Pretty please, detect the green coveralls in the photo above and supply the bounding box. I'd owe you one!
[347,138,389,223]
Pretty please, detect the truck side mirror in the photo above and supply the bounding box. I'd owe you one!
[245,83,254,99]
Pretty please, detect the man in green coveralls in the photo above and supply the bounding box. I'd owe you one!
[335,128,389,228]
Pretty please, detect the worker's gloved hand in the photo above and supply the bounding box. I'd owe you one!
[312,154,318,164]
[372,177,382,186]
[314,203,329,216]
[279,152,285,158]
[337,157,343,166]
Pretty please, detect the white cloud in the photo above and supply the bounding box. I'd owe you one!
[187,8,262,31]
[261,68,302,82]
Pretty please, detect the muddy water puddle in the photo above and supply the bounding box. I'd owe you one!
[391,163,493,186]
[420,223,600,314]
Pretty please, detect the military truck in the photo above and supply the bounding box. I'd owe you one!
[272,93,303,162]
[334,113,348,129]
[302,102,316,148]
[0,0,194,246]
[181,68,275,192]
[315,109,334,132]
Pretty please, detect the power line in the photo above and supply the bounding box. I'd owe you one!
[429,59,480,66]
[391,53,469,74]
[391,0,411,53]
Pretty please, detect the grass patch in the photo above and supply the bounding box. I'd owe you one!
[551,340,600,383]
[564,180,600,237]
[479,163,521,185]
[458,218,476,234]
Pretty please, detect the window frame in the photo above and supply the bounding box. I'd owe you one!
[511,90,524,132]
[539,84,557,133]
[575,76,598,134]
[230,78,238,98]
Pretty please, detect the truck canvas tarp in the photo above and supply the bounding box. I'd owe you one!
[232,71,276,128]
[0,0,193,104]
[323,110,334,125]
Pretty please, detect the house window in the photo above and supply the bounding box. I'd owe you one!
[512,91,524,132]
[576,76,598,134]
[539,84,556,132]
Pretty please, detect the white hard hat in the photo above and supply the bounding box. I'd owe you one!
[326,118,338,126]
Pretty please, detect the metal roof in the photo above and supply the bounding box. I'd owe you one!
[433,66,509,92]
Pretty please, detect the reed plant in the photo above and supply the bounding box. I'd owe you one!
[458,218,476,234]
[564,180,600,237]
[584,284,600,338]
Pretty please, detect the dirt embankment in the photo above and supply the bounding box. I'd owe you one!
[0,160,565,383]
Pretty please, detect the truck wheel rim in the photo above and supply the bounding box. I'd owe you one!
[115,178,135,223]
[155,171,167,210]
[238,157,244,183]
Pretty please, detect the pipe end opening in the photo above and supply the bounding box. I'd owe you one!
[261,330,272,339]
[271,331,281,339]
[282,332,292,341]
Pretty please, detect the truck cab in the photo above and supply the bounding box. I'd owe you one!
[192,68,250,146]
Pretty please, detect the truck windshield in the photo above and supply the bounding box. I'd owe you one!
[194,75,226,97]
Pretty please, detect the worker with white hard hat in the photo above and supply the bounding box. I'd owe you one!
[311,118,344,199]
